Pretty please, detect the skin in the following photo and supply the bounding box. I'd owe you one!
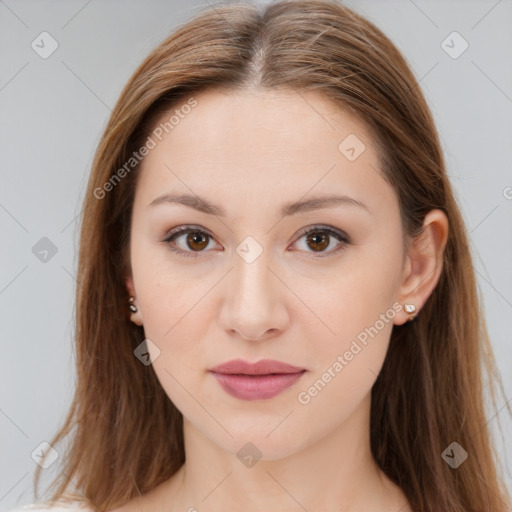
[120,87,448,512]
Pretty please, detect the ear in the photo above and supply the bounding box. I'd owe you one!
[125,271,143,327]
[394,209,449,325]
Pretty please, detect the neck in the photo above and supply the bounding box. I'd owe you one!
[158,393,409,511]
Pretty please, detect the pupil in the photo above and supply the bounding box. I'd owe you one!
[308,232,328,251]
[184,231,331,253]
[188,232,208,250]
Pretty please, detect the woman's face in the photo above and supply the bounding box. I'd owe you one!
[126,88,409,459]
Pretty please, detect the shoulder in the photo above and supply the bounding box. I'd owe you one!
[7,500,95,512]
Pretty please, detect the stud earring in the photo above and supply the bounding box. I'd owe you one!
[404,303,416,321]
[128,296,138,313]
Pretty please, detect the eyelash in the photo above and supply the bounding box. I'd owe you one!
[161,224,351,259]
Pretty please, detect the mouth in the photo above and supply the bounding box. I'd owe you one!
[208,359,307,401]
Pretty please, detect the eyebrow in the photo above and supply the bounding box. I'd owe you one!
[148,192,371,217]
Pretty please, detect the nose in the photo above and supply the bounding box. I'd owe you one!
[218,248,290,342]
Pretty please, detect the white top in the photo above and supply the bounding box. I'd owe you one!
[7,502,94,512]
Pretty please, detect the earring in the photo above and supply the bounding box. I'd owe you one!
[128,296,138,313]
[404,303,416,321]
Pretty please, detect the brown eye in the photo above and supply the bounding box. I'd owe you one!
[163,226,217,258]
[163,224,350,259]
[305,232,330,252]
[293,226,351,257]
[185,231,210,251]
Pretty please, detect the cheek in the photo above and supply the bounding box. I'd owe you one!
[131,239,211,336]
[142,310,212,418]
[294,313,394,435]
[296,241,401,396]
[302,257,400,351]
[130,247,214,391]
[141,289,212,369]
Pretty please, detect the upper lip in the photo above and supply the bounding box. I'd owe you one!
[209,359,306,375]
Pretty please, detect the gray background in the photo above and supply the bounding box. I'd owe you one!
[1,0,511,509]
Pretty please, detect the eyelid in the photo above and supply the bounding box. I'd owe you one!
[162,225,219,258]
[163,224,214,241]
[289,225,351,258]
[294,224,351,243]
[162,224,351,258]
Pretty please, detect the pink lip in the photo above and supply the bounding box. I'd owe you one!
[209,359,306,401]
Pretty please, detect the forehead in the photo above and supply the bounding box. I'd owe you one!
[135,87,395,217]
[151,87,374,157]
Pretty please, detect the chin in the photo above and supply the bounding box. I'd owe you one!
[207,420,313,462]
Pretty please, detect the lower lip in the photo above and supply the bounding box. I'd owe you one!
[210,371,306,401]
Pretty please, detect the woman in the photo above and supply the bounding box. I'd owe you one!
[11,0,511,511]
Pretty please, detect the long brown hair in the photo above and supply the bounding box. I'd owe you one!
[34,1,511,510]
